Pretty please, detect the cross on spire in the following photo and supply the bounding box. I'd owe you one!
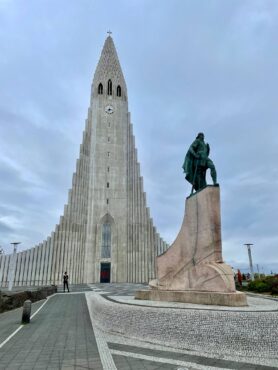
[107,30,112,36]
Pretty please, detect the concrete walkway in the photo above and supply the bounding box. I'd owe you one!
[0,292,102,370]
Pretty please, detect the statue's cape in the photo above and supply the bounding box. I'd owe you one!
[182,139,209,185]
[182,150,196,185]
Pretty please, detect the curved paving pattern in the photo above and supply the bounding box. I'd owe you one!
[87,284,278,368]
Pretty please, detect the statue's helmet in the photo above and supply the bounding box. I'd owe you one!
[196,132,204,139]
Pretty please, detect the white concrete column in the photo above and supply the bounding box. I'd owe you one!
[0,254,5,287]
[63,219,70,276]
[51,230,57,284]
[2,255,9,288]
[138,175,143,282]
[150,221,156,279]
[143,189,148,282]
[47,233,54,284]
[36,245,42,286]
[44,237,50,284]
[7,252,17,290]
[39,241,46,285]
[21,251,28,286]
[30,246,38,286]
[75,227,80,283]
[13,252,21,288]
[26,248,34,286]
[126,121,131,282]
[56,227,63,285]
[136,162,140,282]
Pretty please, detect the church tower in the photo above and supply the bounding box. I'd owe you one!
[0,36,168,287]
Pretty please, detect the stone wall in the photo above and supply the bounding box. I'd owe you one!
[0,286,57,313]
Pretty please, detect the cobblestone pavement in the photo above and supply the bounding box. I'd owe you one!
[88,283,278,370]
[0,284,277,369]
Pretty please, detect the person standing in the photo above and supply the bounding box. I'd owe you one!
[63,271,70,292]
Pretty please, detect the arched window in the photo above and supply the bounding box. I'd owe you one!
[98,83,103,94]
[107,79,112,95]
[117,85,121,97]
[101,223,111,258]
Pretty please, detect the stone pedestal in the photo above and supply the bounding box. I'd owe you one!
[136,186,247,306]
[135,289,247,307]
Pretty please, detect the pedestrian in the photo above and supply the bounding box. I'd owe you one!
[63,271,70,292]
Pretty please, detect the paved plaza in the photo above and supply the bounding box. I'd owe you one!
[0,284,277,369]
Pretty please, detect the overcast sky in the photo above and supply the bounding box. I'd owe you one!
[0,0,277,274]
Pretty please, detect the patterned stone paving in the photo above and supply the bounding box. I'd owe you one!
[88,284,278,369]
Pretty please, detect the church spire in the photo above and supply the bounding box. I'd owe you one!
[92,35,127,99]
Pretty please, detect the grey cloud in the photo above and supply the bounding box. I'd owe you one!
[0,221,14,233]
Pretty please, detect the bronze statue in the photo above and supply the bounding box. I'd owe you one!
[182,133,217,193]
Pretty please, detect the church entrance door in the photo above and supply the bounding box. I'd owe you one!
[100,262,111,283]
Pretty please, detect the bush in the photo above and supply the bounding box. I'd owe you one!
[248,276,278,295]
[248,280,269,292]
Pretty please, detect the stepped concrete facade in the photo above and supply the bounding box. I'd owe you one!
[0,36,168,287]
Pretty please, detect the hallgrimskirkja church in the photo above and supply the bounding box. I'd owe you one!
[0,36,168,286]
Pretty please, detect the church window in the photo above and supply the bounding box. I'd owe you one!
[108,137,110,142]
[98,83,103,94]
[107,166,110,172]
[117,85,121,97]
[108,79,112,95]
[107,152,110,157]
[107,182,109,188]
[101,223,111,258]
[107,198,109,205]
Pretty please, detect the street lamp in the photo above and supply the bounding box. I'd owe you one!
[244,243,254,281]
[8,242,21,291]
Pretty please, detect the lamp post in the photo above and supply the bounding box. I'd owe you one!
[244,243,254,281]
[8,242,21,291]
[256,264,260,279]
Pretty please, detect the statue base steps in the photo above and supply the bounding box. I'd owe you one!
[135,289,247,307]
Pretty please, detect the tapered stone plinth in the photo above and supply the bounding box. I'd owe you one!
[136,186,247,306]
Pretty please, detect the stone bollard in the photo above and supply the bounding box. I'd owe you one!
[21,300,32,324]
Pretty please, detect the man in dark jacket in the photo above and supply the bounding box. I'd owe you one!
[63,272,70,292]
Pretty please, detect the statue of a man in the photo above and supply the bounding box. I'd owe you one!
[182,133,217,192]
